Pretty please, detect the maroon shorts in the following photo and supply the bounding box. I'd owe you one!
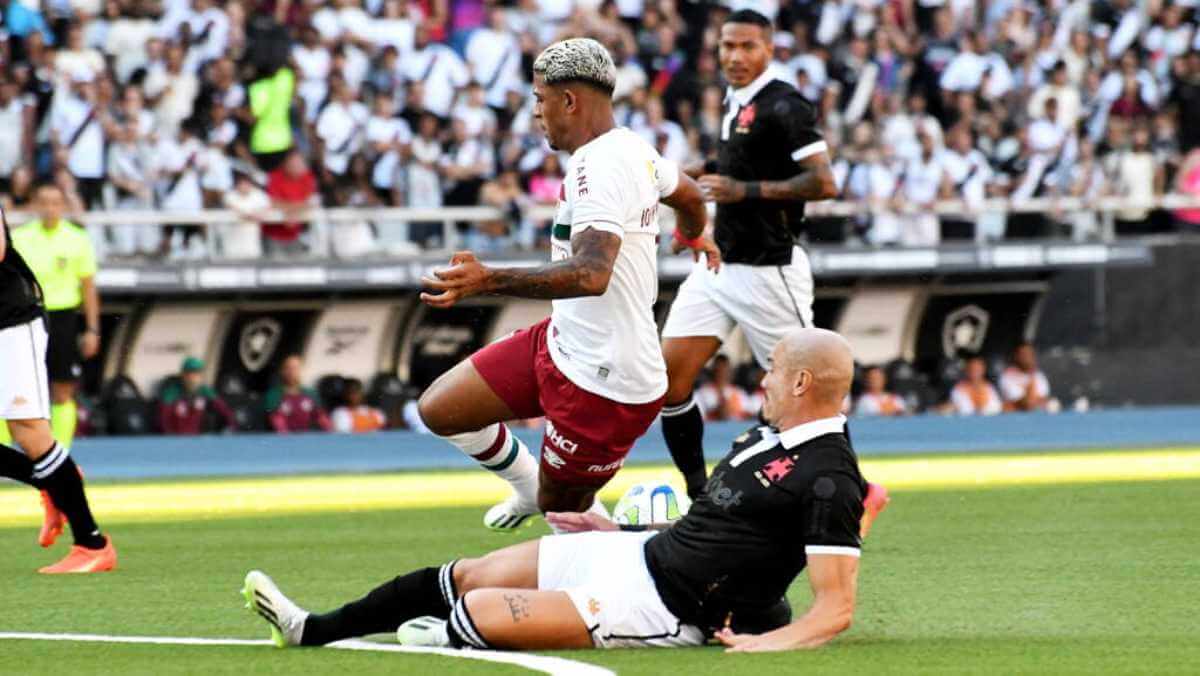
[470,317,663,487]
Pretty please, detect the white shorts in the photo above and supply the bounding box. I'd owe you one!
[537,531,705,649]
[662,246,815,368]
[0,317,51,421]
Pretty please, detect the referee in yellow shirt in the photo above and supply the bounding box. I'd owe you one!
[10,183,101,450]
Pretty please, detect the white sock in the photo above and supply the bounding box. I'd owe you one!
[441,424,539,511]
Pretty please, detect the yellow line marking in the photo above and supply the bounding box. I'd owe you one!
[1,449,1197,527]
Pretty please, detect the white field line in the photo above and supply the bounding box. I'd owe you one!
[0,632,617,676]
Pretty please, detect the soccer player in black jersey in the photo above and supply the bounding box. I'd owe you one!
[243,329,874,652]
[659,9,839,500]
[0,208,116,573]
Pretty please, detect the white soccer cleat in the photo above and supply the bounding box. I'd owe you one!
[242,570,309,647]
[396,615,451,647]
[483,494,538,532]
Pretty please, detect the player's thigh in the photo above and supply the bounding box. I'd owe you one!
[462,588,593,650]
[454,538,541,592]
[662,335,723,404]
[418,321,548,435]
[416,359,517,435]
[6,418,55,460]
[537,466,600,513]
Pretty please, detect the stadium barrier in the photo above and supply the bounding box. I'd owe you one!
[6,194,1200,257]
[62,406,1200,481]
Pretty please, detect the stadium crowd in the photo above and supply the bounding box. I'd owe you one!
[73,344,1057,437]
[2,0,1200,259]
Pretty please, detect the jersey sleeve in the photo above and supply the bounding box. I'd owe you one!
[75,230,98,278]
[567,154,627,239]
[799,470,865,558]
[774,94,827,164]
[653,153,680,198]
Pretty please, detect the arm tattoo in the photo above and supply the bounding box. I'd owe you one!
[760,159,838,202]
[503,593,531,623]
[486,228,621,299]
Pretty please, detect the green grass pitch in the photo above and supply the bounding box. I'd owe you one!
[1,475,1197,675]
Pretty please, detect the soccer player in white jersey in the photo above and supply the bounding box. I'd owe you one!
[417,38,712,530]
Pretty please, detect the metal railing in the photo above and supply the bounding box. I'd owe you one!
[6,194,1199,259]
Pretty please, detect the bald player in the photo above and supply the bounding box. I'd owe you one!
[243,328,869,653]
[414,38,711,531]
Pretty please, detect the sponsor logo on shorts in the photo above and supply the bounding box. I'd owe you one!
[11,396,28,407]
[587,459,623,474]
[543,448,567,469]
[545,420,578,454]
[588,598,601,616]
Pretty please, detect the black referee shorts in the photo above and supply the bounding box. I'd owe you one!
[45,309,83,382]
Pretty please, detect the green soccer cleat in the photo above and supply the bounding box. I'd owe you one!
[242,570,309,648]
[483,494,538,532]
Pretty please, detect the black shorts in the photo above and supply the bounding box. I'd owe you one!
[45,310,83,382]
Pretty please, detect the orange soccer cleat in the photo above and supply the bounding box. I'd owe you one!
[38,536,118,574]
[860,482,890,539]
[38,490,66,548]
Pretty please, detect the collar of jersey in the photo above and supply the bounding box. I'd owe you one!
[726,68,778,108]
[776,414,847,450]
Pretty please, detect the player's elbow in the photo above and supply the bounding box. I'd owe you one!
[578,266,612,296]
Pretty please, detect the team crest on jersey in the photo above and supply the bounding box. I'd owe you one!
[755,456,795,487]
[736,104,756,134]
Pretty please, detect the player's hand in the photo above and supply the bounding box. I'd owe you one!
[420,251,491,309]
[671,235,722,273]
[544,511,618,533]
[79,331,100,359]
[714,627,792,653]
[698,175,747,203]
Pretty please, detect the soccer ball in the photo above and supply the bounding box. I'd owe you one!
[613,481,691,526]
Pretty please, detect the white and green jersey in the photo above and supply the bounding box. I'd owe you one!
[547,127,679,404]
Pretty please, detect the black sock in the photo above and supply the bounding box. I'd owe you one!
[661,397,708,498]
[34,445,105,549]
[302,562,456,646]
[0,444,37,487]
[447,597,492,649]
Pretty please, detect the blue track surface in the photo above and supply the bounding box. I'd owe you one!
[59,406,1200,480]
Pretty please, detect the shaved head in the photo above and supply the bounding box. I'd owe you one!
[760,328,855,427]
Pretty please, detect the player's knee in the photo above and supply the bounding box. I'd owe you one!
[416,390,455,436]
[664,378,696,406]
[452,557,487,593]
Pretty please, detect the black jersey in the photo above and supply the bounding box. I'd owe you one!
[0,208,44,330]
[715,76,825,266]
[644,417,866,634]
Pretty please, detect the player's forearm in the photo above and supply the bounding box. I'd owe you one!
[768,599,854,650]
[663,171,708,240]
[485,257,613,299]
[756,165,839,202]
[81,277,100,332]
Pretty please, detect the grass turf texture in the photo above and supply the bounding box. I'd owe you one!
[1,472,1197,674]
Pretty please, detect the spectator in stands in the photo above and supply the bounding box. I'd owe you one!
[50,70,107,210]
[219,170,271,259]
[898,129,943,246]
[854,366,907,417]
[158,356,237,434]
[264,150,319,257]
[247,65,296,171]
[0,77,32,197]
[106,120,158,257]
[330,378,386,433]
[948,355,1002,416]
[265,354,332,433]
[1000,342,1059,413]
[315,73,370,204]
[696,355,753,422]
